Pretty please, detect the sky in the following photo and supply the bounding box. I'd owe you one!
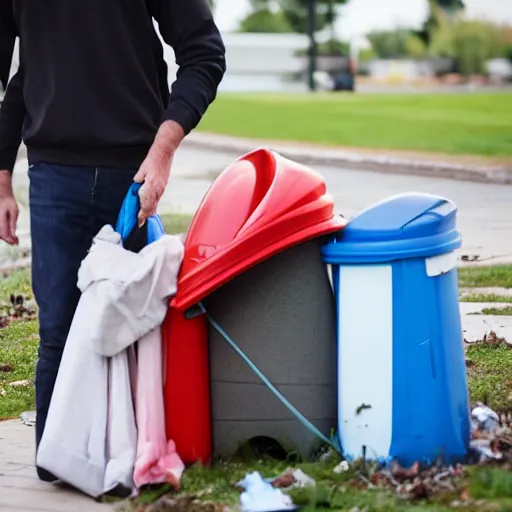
[215,0,512,41]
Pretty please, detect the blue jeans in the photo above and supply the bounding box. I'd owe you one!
[29,163,137,481]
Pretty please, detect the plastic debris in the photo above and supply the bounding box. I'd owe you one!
[334,461,350,474]
[9,379,32,387]
[471,403,500,433]
[237,472,297,512]
[272,468,316,489]
[469,403,507,462]
[469,439,503,462]
[20,410,36,427]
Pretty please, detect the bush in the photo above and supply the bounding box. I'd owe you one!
[430,20,510,75]
[367,29,428,60]
[366,29,411,59]
[295,39,350,57]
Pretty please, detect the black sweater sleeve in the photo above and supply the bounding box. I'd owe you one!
[0,4,24,173]
[0,0,16,90]
[148,0,226,135]
[0,67,25,172]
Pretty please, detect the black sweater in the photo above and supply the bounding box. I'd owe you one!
[0,0,226,172]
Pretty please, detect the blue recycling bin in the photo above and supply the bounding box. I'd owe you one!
[322,192,470,466]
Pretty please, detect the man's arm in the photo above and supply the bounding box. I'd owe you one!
[134,0,226,224]
[0,67,25,173]
[0,0,17,92]
[0,67,25,245]
[149,0,226,136]
[0,0,25,245]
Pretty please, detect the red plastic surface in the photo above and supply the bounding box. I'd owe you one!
[172,148,347,311]
[163,307,212,464]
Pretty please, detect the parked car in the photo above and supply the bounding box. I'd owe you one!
[332,71,355,92]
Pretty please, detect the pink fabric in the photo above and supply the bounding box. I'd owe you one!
[133,326,185,490]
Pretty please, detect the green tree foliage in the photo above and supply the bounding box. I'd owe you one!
[417,0,465,46]
[239,9,294,33]
[366,29,407,59]
[239,0,348,34]
[429,20,510,75]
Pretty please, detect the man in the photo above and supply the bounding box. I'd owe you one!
[0,0,226,481]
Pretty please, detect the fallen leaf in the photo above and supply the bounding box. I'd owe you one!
[272,469,295,488]
[0,363,14,372]
[460,487,470,502]
[390,461,420,482]
[9,379,32,387]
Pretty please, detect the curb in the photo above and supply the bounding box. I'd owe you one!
[0,257,31,274]
[183,133,512,185]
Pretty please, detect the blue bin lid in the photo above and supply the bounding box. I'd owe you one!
[322,193,462,264]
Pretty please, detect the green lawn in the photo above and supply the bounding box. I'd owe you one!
[461,294,512,304]
[160,212,193,236]
[197,92,512,158]
[458,265,512,289]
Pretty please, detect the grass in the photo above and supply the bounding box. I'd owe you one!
[458,266,512,289]
[0,319,38,419]
[160,212,193,236]
[479,306,512,316]
[0,268,38,420]
[461,294,512,304]
[175,460,452,512]
[466,342,512,411]
[197,92,512,158]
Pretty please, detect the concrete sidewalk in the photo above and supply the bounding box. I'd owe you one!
[0,420,109,511]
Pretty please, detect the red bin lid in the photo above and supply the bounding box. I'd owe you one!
[172,148,346,311]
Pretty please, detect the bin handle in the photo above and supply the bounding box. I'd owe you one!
[199,303,341,454]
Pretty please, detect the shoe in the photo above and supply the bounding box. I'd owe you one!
[36,465,59,483]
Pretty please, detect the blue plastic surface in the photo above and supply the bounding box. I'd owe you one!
[324,192,470,466]
[322,193,462,263]
[388,258,470,465]
[115,182,165,244]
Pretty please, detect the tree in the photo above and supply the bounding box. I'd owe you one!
[239,0,348,35]
[417,0,465,46]
[238,0,350,91]
[278,0,347,34]
[366,29,411,59]
[429,20,510,75]
[239,9,294,33]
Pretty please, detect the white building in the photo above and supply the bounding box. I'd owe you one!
[163,32,310,92]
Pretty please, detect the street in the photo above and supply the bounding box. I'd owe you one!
[7,143,512,264]
[168,143,512,264]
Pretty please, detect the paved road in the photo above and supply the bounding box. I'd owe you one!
[6,143,512,264]
[166,143,512,264]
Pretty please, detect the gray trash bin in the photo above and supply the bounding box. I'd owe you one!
[204,238,337,459]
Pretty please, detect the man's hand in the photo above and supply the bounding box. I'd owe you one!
[0,170,19,245]
[133,120,185,226]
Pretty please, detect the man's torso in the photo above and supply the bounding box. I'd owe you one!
[12,0,170,168]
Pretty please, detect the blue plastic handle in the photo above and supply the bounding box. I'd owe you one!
[115,182,165,243]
